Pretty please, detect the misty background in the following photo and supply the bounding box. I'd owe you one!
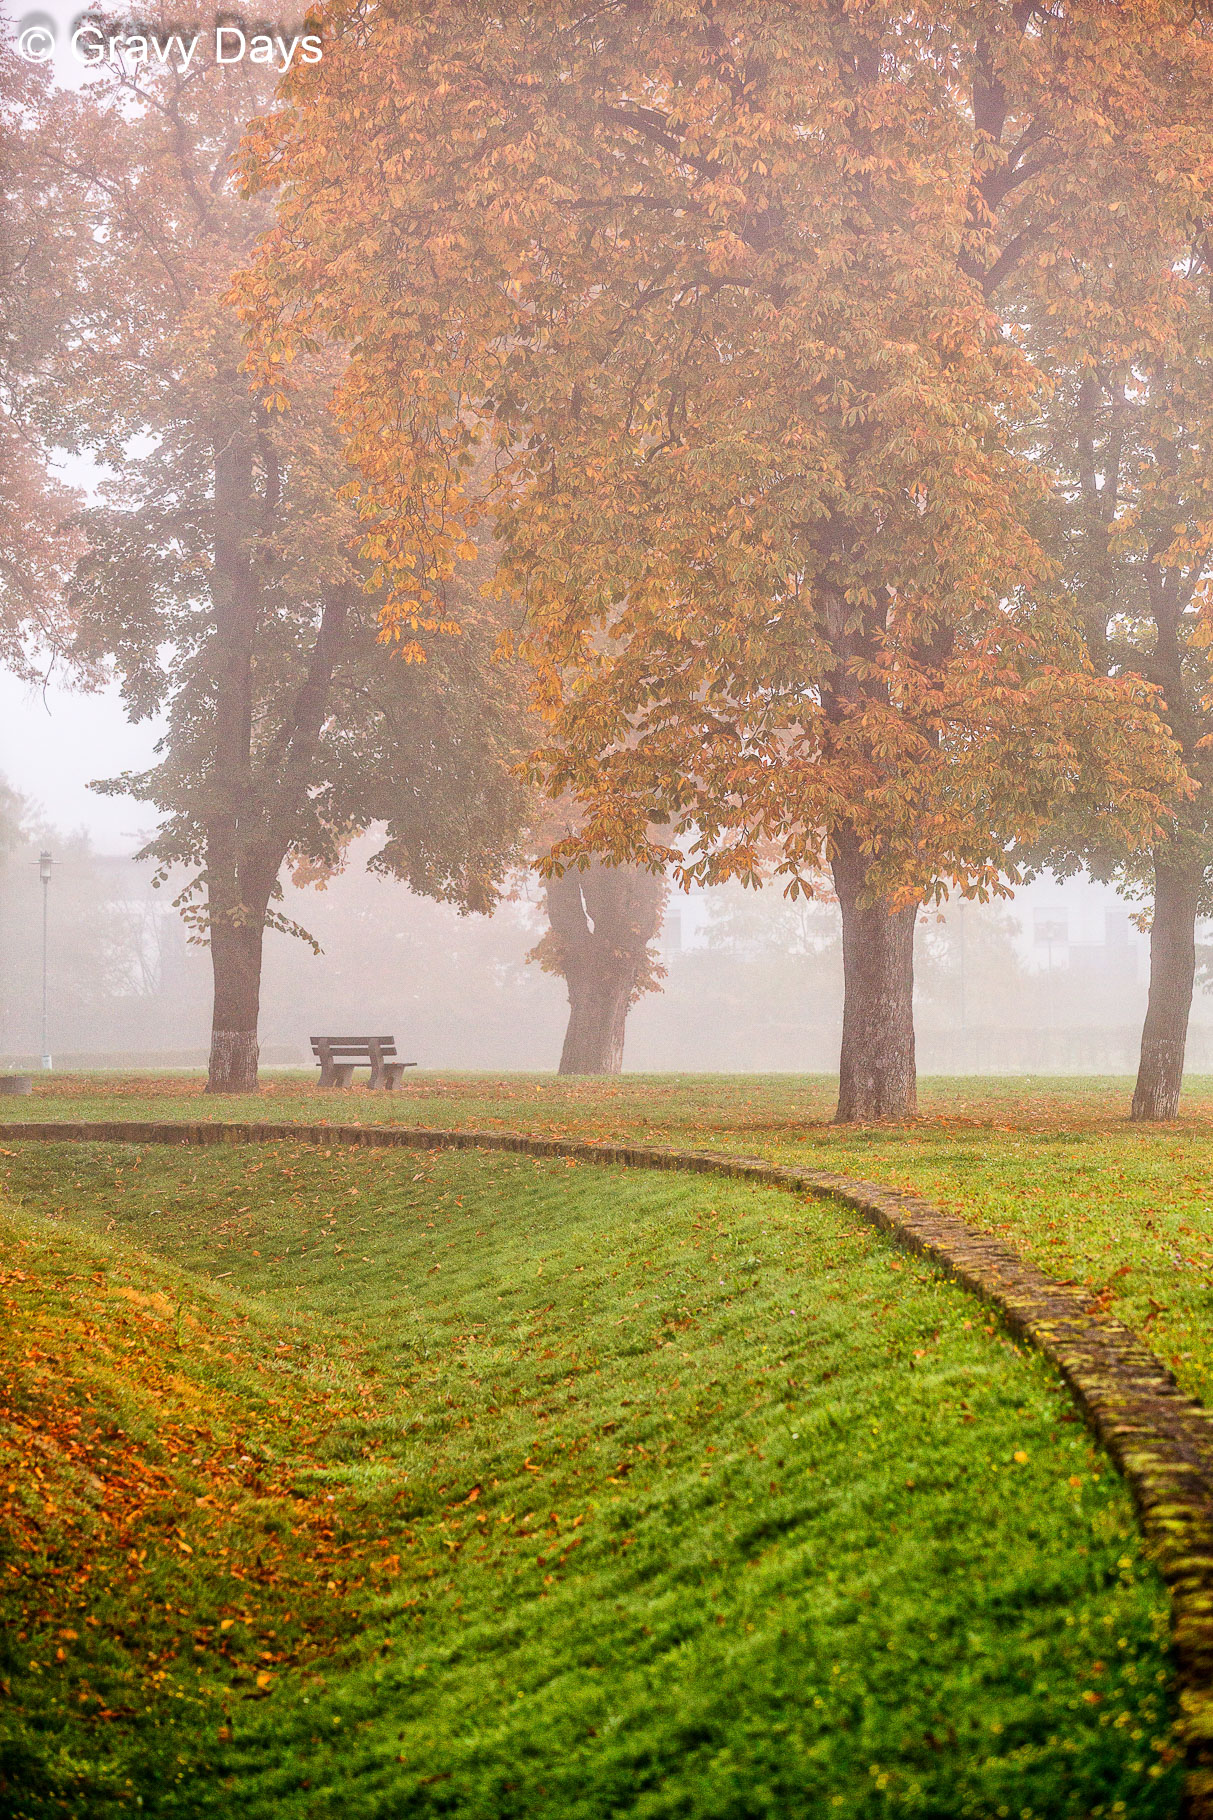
[0,667,1192,1073]
[0,13,1190,1081]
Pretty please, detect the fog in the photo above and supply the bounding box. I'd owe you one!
[0,817,1197,1076]
[7,24,1202,1106]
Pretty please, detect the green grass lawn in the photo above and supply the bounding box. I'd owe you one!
[5,1070,1213,1405]
[0,1133,1184,1817]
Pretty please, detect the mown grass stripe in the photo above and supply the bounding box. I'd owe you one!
[6,1114,1213,1813]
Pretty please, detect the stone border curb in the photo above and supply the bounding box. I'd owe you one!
[6,1117,1212,1811]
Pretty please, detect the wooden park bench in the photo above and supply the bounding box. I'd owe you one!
[310,1036,416,1091]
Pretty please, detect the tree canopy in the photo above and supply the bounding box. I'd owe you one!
[0,44,80,675]
[1024,182,1213,1116]
[239,0,1194,890]
[237,1,1206,1113]
[23,41,530,1088]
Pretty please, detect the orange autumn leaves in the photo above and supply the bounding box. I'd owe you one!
[233,2,1213,905]
[0,1236,359,1630]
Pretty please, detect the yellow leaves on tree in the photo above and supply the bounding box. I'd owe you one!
[235,3,1213,1116]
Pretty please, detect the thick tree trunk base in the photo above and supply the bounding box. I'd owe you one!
[543,862,666,1076]
[833,838,918,1124]
[207,907,267,1095]
[1130,1053,1185,1122]
[1131,860,1200,1123]
[558,985,630,1074]
[206,1029,260,1094]
[835,1047,917,1123]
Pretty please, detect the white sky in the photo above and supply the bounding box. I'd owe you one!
[0,669,162,850]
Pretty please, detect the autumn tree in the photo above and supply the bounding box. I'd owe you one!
[0,38,78,673]
[530,860,668,1074]
[1028,243,1213,1120]
[523,798,670,1075]
[24,28,528,1091]
[240,4,1200,1119]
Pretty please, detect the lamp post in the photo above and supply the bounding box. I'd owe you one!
[38,850,52,1070]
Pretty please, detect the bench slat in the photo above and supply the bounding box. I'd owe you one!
[311,1035,413,1091]
[311,1047,397,1056]
[309,1041,395,1055]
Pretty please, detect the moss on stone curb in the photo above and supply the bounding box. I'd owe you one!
[7,1116,1212,1814]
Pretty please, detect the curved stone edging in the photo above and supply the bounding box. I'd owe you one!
[6,1116,1213,1812]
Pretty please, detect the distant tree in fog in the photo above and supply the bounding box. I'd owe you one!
[0,783,154,1055]
[530,861,668,1075]
[1030,248,1213,1120]
[0,42,81,674]
[21,36,529,1093]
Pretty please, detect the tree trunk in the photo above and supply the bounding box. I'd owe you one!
[540,862,667,1076]
[1131,855,1201,1122]
[559,971,632,1074]
[832,832,918,1122]
[201,520,349,1094]
[206,915,265,1093]
[205,412,262,1095]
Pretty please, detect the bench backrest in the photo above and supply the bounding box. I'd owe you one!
[310,1036,397,1060]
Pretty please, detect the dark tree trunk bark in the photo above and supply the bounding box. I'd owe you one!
[541,862,667,1076]
[206,912,267,1093]
[559,971,632,1074]
[832,830,918,1123]
[205,413,262,1093]
[1131,855,1201,1122]
[202,409,349,1094]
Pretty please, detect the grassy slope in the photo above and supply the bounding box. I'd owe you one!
[0,1189,372,1814]
[5,1072,1209,1403]
[0,1137,1183,1818]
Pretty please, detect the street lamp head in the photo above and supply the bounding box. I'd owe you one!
[38,851,52,884]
